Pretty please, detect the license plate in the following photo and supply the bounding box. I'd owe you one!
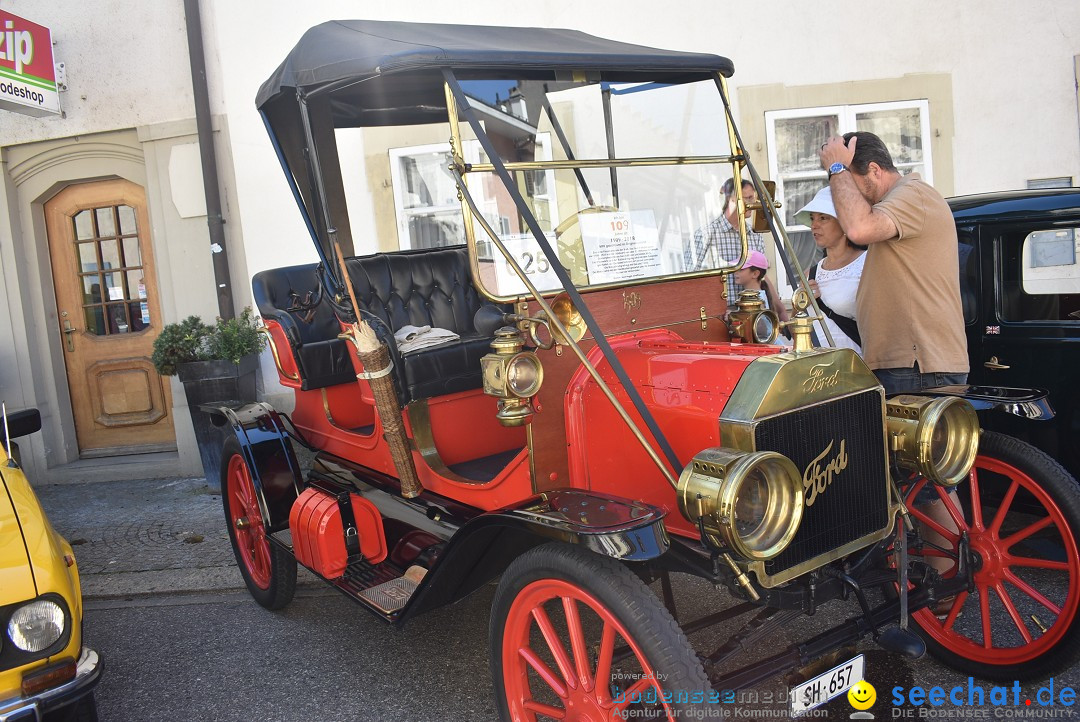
[790,653,864,716]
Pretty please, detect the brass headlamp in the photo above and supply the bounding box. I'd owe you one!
[728,290,780,344]
[481,327,544,426]
[885,395,980,486]
[677,447,803,561]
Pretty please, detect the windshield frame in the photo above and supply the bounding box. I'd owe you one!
[443,72,757,303]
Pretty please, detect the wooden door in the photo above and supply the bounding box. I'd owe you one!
[45,179,176,456]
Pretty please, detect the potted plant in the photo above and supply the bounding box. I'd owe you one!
[153,308,266,486]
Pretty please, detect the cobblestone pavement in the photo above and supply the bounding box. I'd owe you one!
[35,476,247,598]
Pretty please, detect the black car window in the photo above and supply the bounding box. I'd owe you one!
[997,225,1080,323]
[958,229,977,324]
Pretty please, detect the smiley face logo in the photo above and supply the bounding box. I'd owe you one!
[848,680,876,710]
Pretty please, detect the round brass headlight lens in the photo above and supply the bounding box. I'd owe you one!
[505,352,543,398]
[677,448,803,561]
[733,468,770,538]
[886,395,980,486]
[752,311,780,344]
[920,397,980,486]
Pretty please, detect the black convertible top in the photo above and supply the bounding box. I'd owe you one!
[256,19,734,125]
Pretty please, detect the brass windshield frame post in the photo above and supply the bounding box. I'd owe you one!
[719,75,750,275]
[713,73,834,347]
[444,82,477,251]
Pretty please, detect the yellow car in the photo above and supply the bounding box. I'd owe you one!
[0,409,101,721]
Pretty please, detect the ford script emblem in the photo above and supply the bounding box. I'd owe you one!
[803,439,848,507]
[803,362,840,394]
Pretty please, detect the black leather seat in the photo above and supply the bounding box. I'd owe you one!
[345,246,505,404]
[251,264,356,391]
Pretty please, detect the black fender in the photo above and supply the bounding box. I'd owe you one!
[399,488,669,623]
[916,384,1055,421]
[202,402,302,532]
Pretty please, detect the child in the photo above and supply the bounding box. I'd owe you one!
[732,250,789,323]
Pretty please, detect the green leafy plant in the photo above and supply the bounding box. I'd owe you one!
[152,308,265,375]
[151,315,211,376]
[205,307,266,365]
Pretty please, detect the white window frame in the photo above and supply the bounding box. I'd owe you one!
[389,140,478,250]
[389,134,558,251]
[765,99,933,296]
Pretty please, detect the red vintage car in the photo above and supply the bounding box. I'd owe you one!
[217,20,1080,719]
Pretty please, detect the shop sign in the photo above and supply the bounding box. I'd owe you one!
[0,10,60,117]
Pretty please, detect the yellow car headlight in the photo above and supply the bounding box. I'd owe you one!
[886,395,980,486]
[8,599,66,652]
[677,448,803,561]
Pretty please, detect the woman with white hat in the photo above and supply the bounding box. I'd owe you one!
[795,186,866,352]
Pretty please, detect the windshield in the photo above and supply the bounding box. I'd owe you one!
[460,77,746,299]
[342,75,753,301]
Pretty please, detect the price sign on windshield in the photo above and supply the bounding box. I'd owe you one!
[579,210,662,284]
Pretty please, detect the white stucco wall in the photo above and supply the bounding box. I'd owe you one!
[199,0,1080,288]
[1,1,196,144]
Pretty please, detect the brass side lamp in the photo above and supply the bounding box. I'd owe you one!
[481,327,544,427]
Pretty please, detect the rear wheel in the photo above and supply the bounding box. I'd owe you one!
[491,543,711,721]
[904,431,1080,680]
[222,436,296,609]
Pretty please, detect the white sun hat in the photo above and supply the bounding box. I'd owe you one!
[794,186,837,227]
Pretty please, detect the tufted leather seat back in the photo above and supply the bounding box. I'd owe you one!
[251,264,355,391]
[346,246,485,336]
[345,246,505,404]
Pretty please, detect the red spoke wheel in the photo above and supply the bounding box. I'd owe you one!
[490,543,711,721]
[905,431,1080,680]
[222,436,297,610]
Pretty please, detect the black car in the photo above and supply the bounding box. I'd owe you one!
[953,188,1080,478]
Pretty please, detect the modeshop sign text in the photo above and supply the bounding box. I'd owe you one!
[0,10,60,117]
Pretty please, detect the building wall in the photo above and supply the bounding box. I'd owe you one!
[2,1,196,145]
[0,1,213,479]
[204,0,1080,279]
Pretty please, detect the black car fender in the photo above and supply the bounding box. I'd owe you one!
[202,402,302,531]
[399,489,670,622]
[918,384,1055,421]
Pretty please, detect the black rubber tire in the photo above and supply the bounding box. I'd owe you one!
[490,543,711,720]
[912,431,1080,681]
[221,436,297,610]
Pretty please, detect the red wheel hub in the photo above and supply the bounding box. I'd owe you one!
[905,455,1080,664]
[502,578,676,721]
[227,454,273,590]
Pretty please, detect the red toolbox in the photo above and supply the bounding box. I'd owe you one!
[289,487,388,578]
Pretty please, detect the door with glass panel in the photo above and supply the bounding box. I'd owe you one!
[44,178,175,456]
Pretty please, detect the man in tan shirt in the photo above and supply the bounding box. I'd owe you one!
[820,131,967,607]
[819,131,968,395]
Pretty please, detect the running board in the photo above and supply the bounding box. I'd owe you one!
[332,557,427,621]
[268,529,426,620]
[360,576,417,614]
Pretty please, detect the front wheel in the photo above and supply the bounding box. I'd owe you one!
[904,431,1080,680]
[490,543,711,721]
[222,436,297,610]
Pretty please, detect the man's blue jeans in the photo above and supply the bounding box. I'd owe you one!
[874,364,967,396]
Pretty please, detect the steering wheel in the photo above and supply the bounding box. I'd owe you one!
[554,205,618,287]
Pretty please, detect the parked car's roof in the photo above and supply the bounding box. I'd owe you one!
[256,20,734,123]
[949,188,1080,222]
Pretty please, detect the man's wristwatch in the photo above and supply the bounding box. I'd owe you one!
[827,162,847,180]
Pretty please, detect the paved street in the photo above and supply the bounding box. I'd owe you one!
[34,477,1080,721]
